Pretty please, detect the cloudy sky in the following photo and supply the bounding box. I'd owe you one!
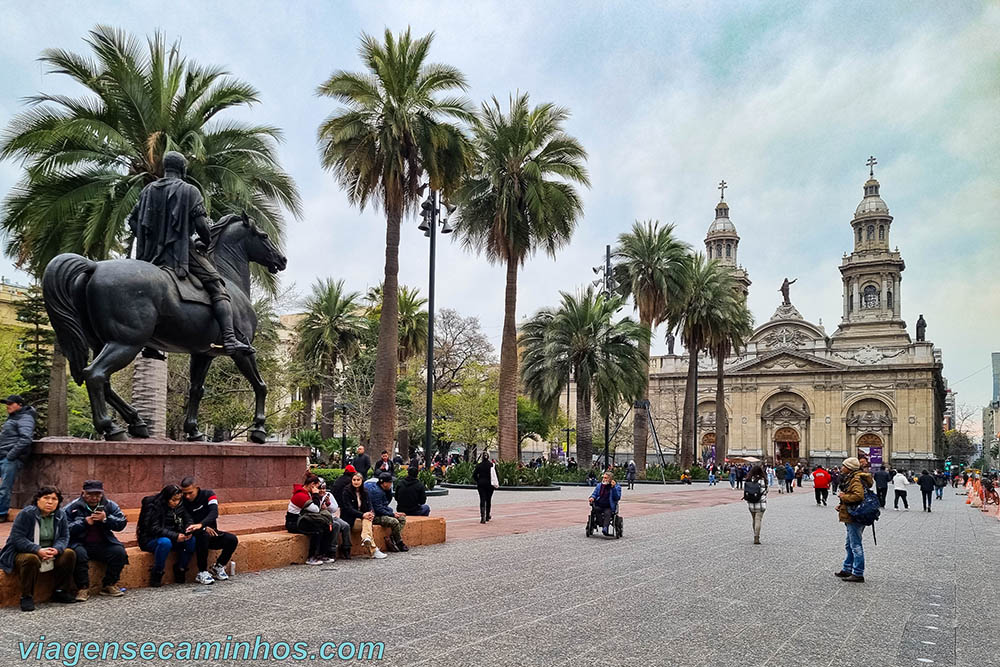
[1,2,997,428]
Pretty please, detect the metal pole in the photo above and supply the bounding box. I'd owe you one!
[423,190,438,468]
[566,373,571,460]
[604,244,611,470]
[340,405,347,468]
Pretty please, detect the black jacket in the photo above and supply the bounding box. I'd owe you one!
[0,505,69,573]
[0,406,37,463]
[918,474,936,492]
[473,460,494,488]
[330,472,354,504]
[181,488,220,530]
[372,458,395,477]
[353,453,372,478]
[137,494,192,548]
[65,496,128,548]
[396,477,427,514]
[339,484,372,524]
[873,470,891,489]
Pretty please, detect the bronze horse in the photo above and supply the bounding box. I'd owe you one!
[42,214,286,443]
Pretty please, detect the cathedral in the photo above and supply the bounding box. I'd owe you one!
[648,161,946,471]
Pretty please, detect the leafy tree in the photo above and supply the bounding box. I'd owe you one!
[317,28,472,457]
[612,220,689,474]
[433,308,496,392]
[943,429,976,464]
[519,287,648,466]
[14,285,54,431]
[454,93,589,461]
[0,330,27,400]
[434,364,498,460]
[296,279,366,439]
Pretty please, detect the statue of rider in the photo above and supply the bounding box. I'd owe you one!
[128,151,254,356]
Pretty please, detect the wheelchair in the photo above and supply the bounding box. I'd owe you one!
[586,504,623,538]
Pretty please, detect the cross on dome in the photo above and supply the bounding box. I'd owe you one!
[718,179,727,201]
[866,155,877,178]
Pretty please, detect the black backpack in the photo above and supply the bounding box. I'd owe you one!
[743,480,763,503]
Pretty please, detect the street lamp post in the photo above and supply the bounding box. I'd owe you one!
[333,402,353,467]
[419,187,454,467]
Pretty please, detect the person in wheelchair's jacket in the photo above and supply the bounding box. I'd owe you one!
[589,472,621,536]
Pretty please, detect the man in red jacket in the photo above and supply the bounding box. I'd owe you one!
[813,465,832,506]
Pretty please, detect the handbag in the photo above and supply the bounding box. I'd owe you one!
[489,464,500,489]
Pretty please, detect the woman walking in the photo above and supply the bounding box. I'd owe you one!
[472,453,498,523]
[626,460,637,490]
[744,465,768,545]
[892,469,910,510]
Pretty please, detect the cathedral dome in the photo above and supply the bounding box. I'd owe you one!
[855,178,889,217]
[707,201,737,235]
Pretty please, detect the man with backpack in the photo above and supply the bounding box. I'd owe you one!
[743,465,768,545]
[834,457,876,583]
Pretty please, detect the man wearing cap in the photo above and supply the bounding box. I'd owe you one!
[64,480,128,600]
[0,395,37,522]
[834,457,874,583]
[364,472,408,553]
[179,476,239,584]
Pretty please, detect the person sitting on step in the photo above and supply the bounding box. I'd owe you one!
[339,472,385,559]
[285,473,334,566]
[180,476,239,583]
[0,486,76,611]
[137,484,197,587]
[396,466,430,517]
[64,479,128,601]
[364,473,408,553]
[318,478,352,560]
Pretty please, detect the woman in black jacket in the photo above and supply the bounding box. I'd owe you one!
[339,473,384,559]
[137,484,196,587]
[472,453,496,524]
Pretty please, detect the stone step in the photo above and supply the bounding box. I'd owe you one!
[0,515,445,607]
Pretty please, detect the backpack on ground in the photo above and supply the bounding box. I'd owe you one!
[743,480,763,503]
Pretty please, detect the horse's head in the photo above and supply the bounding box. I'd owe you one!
[211,213,287,274]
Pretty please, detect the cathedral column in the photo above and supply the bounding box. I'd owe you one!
[881,273,888,314]
[854,276,861,312]
[894,274,901,318]
[843,279,850,319]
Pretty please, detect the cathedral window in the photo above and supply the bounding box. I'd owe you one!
[887,290,893,308]
[863,284,879,309]
[716,243,723,258]
[707,246,711,258]
[867,225,874,240]
[725,243,732,258]
[878,225,884,240]
[857,228,862,243]
[849,288,854,312]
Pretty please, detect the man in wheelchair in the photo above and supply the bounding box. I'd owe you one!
[589,472,622,536]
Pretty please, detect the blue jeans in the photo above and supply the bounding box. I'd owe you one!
[842,522,866,576]
[935,487,943,499]
[145,536,195,572]
[0,458,24,515]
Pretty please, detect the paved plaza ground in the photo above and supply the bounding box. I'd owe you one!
[3,482,999,667]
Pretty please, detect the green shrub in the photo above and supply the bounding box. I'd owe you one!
[445,461,476,484]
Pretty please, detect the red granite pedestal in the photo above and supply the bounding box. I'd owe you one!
[11,437,309,509]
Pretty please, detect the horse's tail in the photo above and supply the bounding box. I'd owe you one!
[42,253,96,385]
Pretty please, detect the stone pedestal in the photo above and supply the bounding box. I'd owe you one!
[12,438,308,508]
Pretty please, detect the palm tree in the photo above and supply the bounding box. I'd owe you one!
[317,28,472,455]
[0,25,301,436]
[612,220,689,475]
[708,295,754,463]
[519,287,649,467]
[455,93,589,461]
[295,279,366,440]
[675,254,736,469]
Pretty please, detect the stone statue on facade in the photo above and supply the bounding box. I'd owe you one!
[916,314,926,341]
[779,277,797,306]
[666,332,676,355]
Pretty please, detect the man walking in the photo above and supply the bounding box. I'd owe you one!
[834,457,873,583]
[873,465,890,508]
[917,470,935,512]
[65,480,128,600]
[775,463,786,494]
[0,395,36,522]
[813,465,831,506]
[180,477,239,584]
[784,462,795,493]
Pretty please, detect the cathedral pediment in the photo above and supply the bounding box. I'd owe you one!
[731,350,846,374]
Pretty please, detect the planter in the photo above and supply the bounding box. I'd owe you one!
[439,483,561,492]
[426,488,449,497]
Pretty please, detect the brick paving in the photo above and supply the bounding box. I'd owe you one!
[1,483,998,667]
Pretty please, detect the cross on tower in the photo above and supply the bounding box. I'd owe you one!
[866,155,877,177]
[718,179,727,201]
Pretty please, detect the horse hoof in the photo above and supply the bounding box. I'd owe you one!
[249,429,266,444]
[186,432,207,442]
[128,423,150,438]
[105,428,128,442]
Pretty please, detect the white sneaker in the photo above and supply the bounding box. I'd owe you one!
[322,556,336,563]
[194,571,215,585]
[209,564,229,581]
[305,557,324,566]
[372,548,387,560]
[362,537,373,547]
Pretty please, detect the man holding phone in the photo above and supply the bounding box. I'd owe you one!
[65,480,128,601]
[180,476,239,584]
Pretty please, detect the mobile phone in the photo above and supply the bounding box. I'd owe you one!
[94,505,105,513]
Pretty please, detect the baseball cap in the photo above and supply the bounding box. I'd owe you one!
[1,395,25,405]
[378,472,392,483]
[344,465,357,474]
[82,480,104,492]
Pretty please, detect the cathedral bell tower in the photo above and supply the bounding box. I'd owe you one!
[705,180,751,298]
[833,157,909,345]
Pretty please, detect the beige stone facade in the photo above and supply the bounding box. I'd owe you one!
[648,168,946,470]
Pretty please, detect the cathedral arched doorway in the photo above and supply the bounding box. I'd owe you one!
[774,427,800,464]
[701,432,716,463]
[857,433,884,467]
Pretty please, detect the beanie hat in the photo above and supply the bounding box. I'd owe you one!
[842,457,861,471]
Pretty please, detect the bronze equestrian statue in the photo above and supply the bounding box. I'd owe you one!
[42,152,286,443]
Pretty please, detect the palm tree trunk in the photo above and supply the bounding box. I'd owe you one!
[320,383,335,440]
[497,258,519,461]
[681,346,698,469]
[715,350,727,464]
[370,208,401,454]
[133,355,168,438]
[632,319,652,477]
[576,383,593,466]
[46,342,68,436]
